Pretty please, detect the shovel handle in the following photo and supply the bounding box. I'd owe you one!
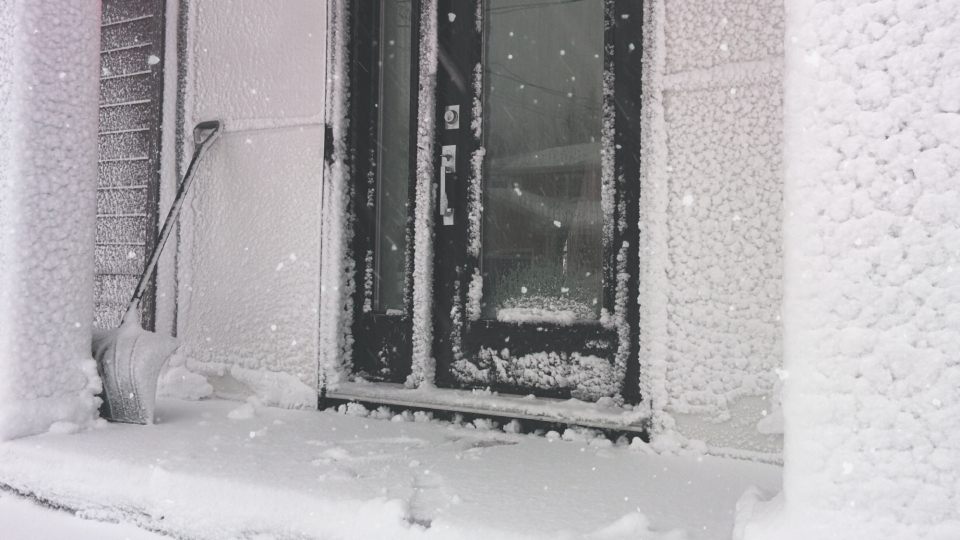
[127,120,223,319]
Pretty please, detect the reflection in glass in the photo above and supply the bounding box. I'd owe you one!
[481,0,605,323]
[375,0,412,313]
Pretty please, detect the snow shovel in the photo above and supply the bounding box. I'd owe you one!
[92,120,223,424]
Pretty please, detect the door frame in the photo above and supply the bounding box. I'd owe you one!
[337,0,641,404]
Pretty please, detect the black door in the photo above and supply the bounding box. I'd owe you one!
[348,0,641,404]
[432,0,642,403]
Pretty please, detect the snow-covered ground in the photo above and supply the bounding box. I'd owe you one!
[0,398,780,540]
[0,492,167,540]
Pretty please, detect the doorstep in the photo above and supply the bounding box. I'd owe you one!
[326,382,650,432]
[0,398,781,540]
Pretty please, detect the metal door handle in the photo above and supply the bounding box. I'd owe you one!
[440,145,456,226]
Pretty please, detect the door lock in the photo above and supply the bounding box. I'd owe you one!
[444,105,460,130]
[440,145,456,226]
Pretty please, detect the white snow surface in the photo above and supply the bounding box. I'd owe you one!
[741,0,960,538]
[0,491,168,540]
[0,0,103,440]
[0,398,781,540]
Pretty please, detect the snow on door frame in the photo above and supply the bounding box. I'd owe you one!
[319,0,643,404]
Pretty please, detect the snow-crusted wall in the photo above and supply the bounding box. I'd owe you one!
[640,0,786,453]
[743,0,960,537]
[0,1,103,440]
[176,0,327,408]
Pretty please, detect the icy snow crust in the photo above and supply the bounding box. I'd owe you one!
[742,0,960,537]
[0,398,781,540]
[0,0,103,440]
[638,0,786,450]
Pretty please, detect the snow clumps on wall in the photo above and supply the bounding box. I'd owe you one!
[640,0,786,441]
[743,0,960,538]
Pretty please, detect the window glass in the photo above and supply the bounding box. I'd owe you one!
[481,0,605,323]
[375,0,413,313]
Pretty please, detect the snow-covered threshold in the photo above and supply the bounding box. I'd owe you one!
[0,398,781,540]
[739,0,960,538]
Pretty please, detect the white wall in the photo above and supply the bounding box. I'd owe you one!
[0,0,103,439]
[177,0,327,408]
[640,0,786,454]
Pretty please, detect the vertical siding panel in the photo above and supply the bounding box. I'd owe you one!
[95,0,166,330]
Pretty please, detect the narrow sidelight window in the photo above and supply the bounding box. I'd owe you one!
[373,0,414,313]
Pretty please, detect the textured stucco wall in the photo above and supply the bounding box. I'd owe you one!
[0,0,103,439]
[640,0,786,454]
[176,0,327,406]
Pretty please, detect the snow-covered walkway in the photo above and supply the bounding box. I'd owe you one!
[0,398,780,539]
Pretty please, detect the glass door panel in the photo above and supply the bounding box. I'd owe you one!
[432,0,640,404]
[481,0,605,323]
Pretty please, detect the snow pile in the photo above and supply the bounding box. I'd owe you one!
[631,431,708,458]
[0,1,103,440]
[157,354,213,401]
[229,365,315,409]
[589,511,686,540]
[0,398,782,540]
[741,0,960,537]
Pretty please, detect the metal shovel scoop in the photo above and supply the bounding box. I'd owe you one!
[92,120,222,424]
